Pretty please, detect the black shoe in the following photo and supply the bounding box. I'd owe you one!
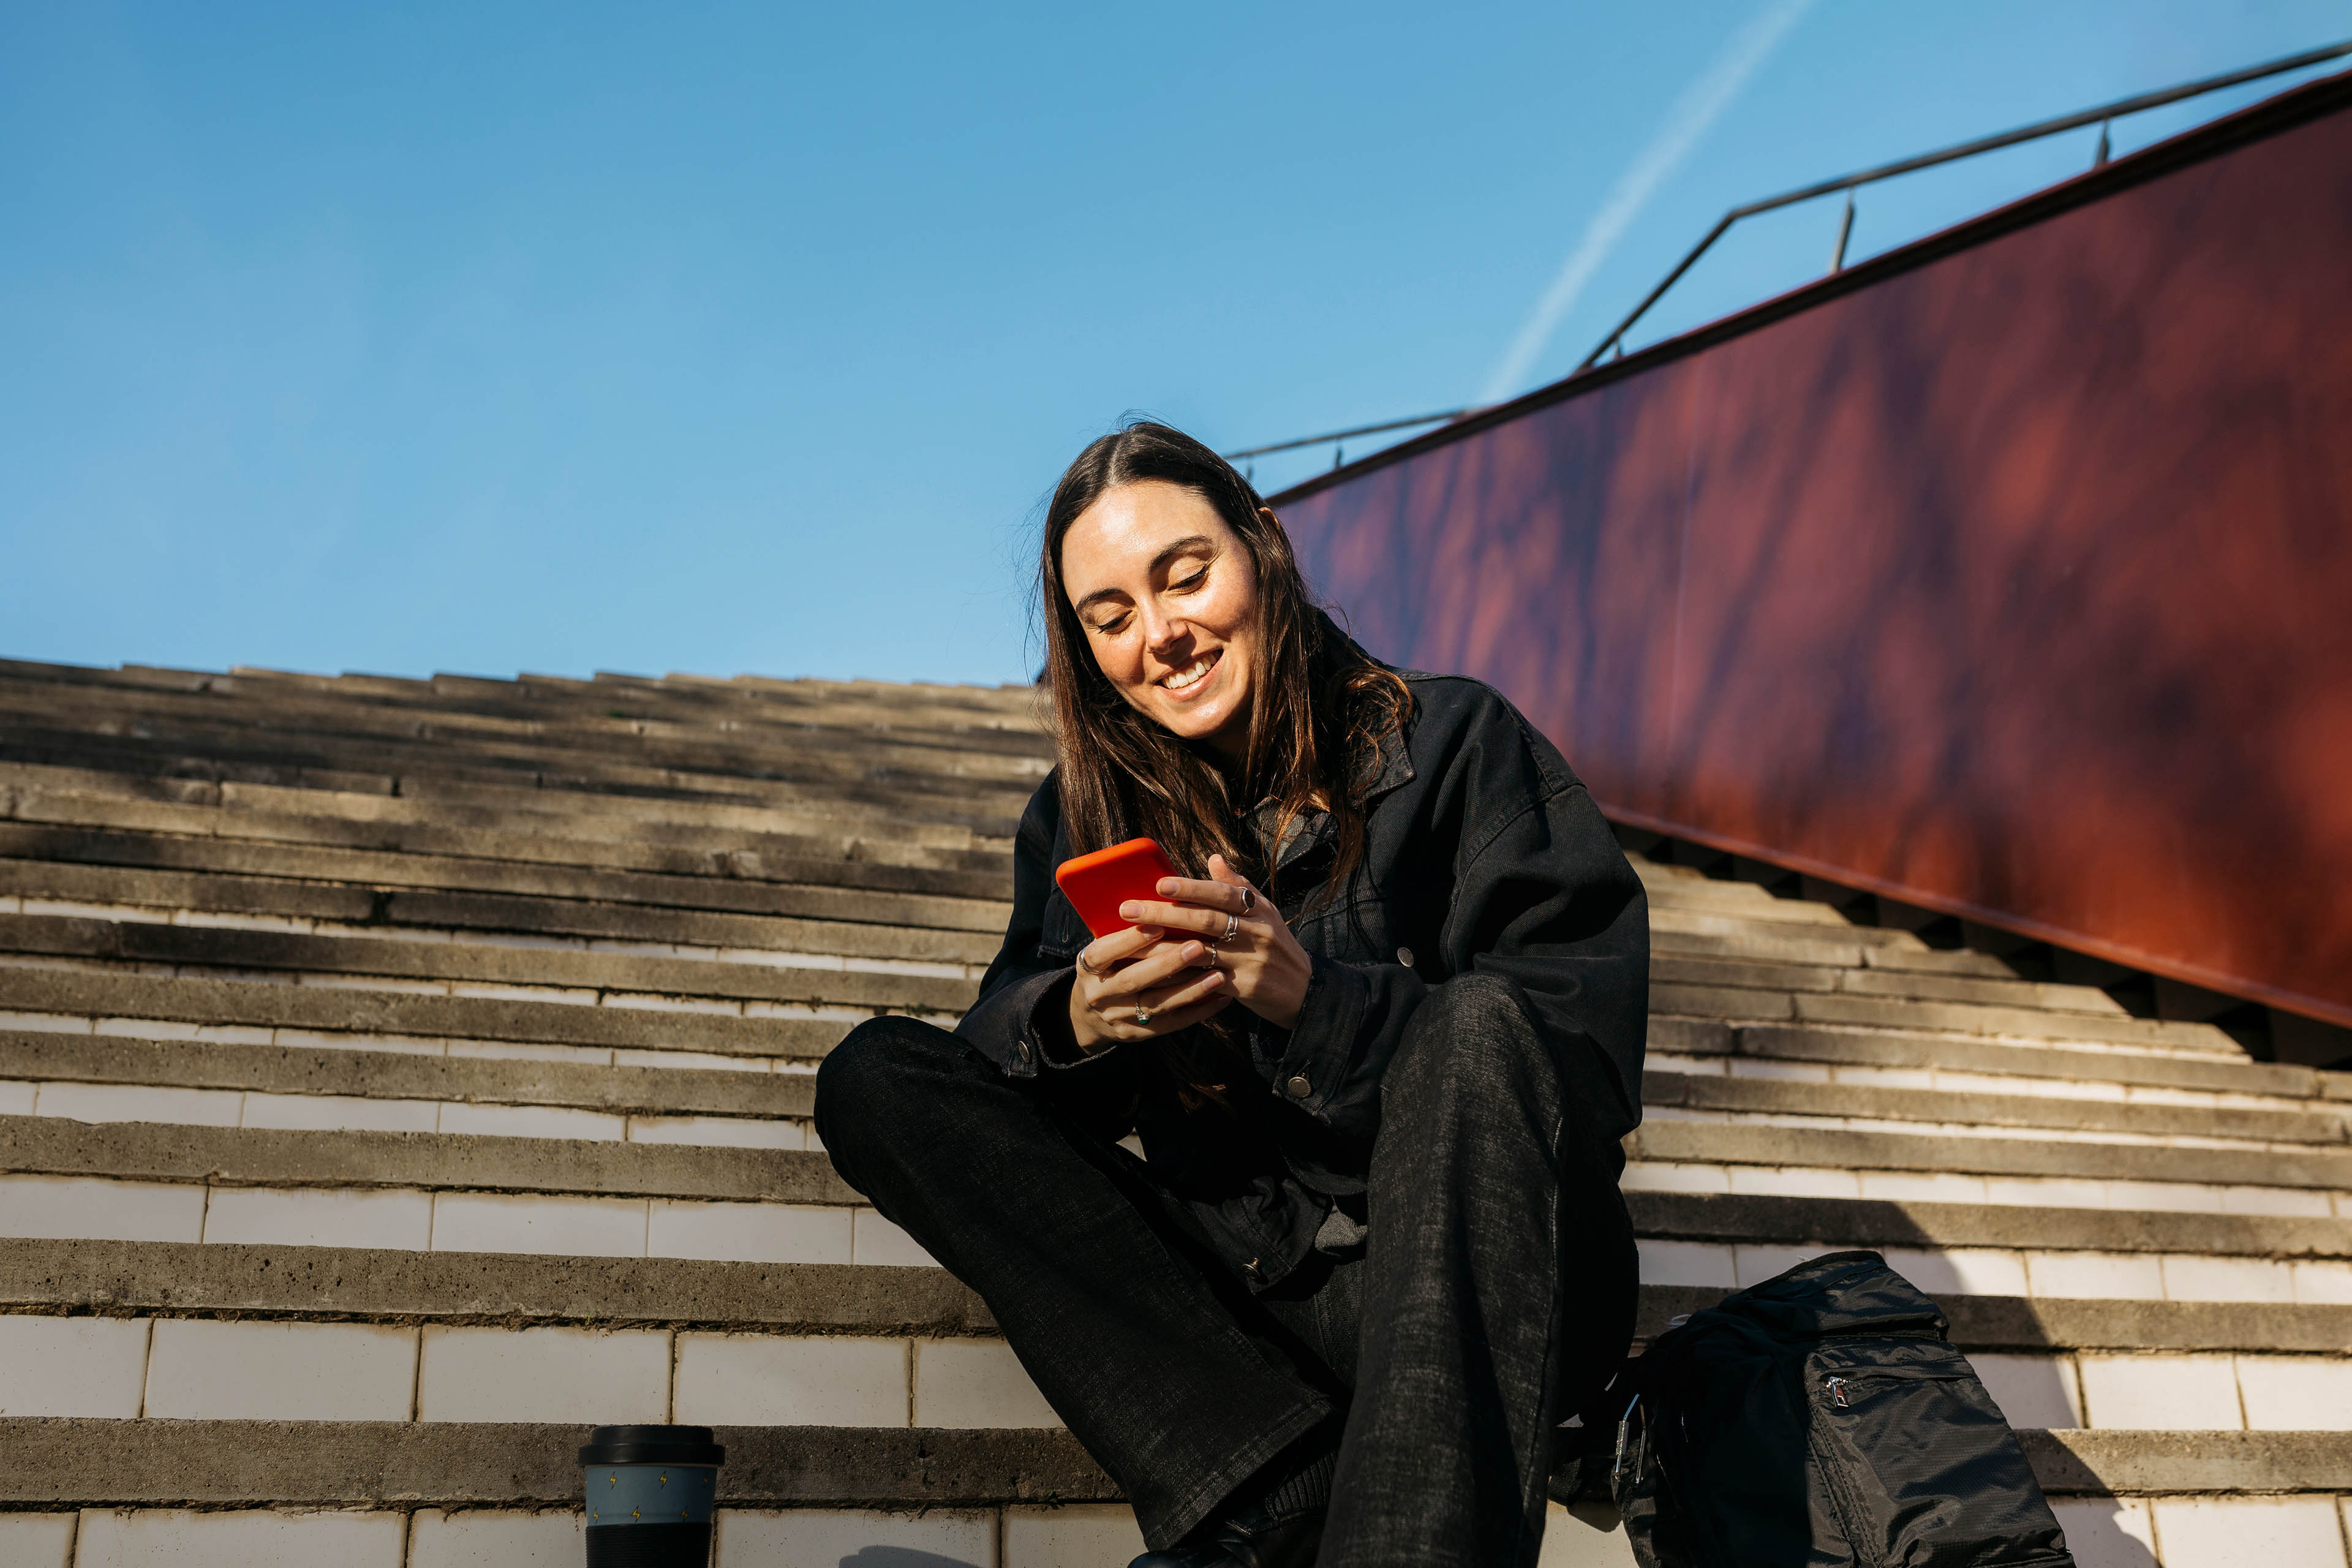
[1126,1495,1325,1568]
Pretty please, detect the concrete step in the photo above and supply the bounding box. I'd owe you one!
[1642,1068,2351,1148]
[0,967,855,1068]
[1,1238,986,1332]
[1656,1020,2349,1108]
[0,733,1039,835]
[1647,899,1937,950]
[0,660,1051,746]
[1656,982,2246,1057]
[1624,1121,2352,1208]
[4,761,1026,868]
[0,805,1016,903]
[1648,917,2027,976]
[1638,881,1867,930]
[0,912,979,1013]
[0,753,1033,843]
[0,1418,1115,1507]
[7,777,1016,878]
[0,676,1058,772]
[1654,951,2132,1017]
[0,651,1041,710]
[0,712,1054,819]
[0,862,1005,968]
[0,1032,812,1148]
[0,1115,846,1200]
[1630,1190,2352,1303]
[0,824,1011,932]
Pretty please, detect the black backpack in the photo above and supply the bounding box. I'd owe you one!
[1608,1250,2075,1568]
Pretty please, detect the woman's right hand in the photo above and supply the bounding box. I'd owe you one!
[1067,925,1232,1052]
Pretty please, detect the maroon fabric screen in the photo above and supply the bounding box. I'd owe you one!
[1276,75,2352,1027]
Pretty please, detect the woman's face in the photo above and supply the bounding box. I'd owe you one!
[1061,480,1261,758]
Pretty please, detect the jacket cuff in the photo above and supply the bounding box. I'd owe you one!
[952,967,1063,1079]
[1038,975,1126,1070]
[1273,953,1367,1120]
[953,967,1126,1077]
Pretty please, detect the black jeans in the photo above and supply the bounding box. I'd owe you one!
[815,974,1638,1566]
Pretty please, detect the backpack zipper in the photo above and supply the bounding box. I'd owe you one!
[1825,1376,1849,1408]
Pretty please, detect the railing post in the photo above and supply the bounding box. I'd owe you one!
[2094,119,2111,166]
[1830,187,1857,272]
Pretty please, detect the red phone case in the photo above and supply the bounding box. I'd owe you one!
[1055,837,1181,939]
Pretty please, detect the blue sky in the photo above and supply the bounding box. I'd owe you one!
[4,1,2345,687]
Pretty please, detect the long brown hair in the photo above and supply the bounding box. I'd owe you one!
[1039,421,1411,915]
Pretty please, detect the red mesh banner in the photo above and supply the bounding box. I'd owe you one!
[1278,78,2352,1026]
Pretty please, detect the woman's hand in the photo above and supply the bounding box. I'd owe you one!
[1066,922,1234,1053]
[1122,854,1311,1030]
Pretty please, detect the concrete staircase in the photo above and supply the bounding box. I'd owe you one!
[0,657,2343,1568]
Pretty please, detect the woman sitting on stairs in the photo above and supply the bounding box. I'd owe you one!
[815,420,1648,1568]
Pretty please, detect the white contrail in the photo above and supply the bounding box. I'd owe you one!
[1479,0,1817,405]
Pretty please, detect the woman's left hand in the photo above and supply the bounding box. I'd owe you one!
[1120,854,1311,1031]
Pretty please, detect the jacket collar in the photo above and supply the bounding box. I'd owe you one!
[1355,720,1414,806]
[1250,691,1417,878]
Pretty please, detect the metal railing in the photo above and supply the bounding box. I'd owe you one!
[1575,36,2352,368]
[1222,38,2352,469]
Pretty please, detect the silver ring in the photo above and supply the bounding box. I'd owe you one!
[1239,888,1256,914]
[1134,1008,1153,1026]
[1221,911,1240,944]
[1075,952,1101,978]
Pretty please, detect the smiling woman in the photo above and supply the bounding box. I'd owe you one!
[813,421,1651,1568]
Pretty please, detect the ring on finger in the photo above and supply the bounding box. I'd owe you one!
[1075,952,1101,978]
[1221,911,1240,945]
[1134,1007,1153,1026]
[1238,888,1256,914]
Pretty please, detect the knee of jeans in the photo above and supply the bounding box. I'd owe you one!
[812,1014,961,1152]
[1395,972,1552,1101]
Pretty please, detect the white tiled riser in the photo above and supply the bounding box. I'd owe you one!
[0,1010,843,1071]
[0,1079,809,1152]
[0,1504,1148,1568]
[2046,1495,2352,1568]
[0,1177,924,1264]
[1643,1238,2352,1305]
[1650,1052,2332,1115]
[5,1313,2345,1436]
[2,1498,2348,1567]
[0,1316,1056,1428]
[0,894,984,979]
[1623,1162,2352,1219]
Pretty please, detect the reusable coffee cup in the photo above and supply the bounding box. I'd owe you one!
[579,1424,725,1568]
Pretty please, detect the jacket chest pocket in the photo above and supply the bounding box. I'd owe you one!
[1296,895,1403,967]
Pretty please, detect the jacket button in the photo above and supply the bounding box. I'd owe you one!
[1016,1040,1033,1067]
[1396,947,1415,968]
[1286,1074,1311,1099]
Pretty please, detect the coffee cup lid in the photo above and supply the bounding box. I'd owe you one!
[578,1425,726,1468]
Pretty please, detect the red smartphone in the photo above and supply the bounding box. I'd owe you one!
[1055,837,1182,940]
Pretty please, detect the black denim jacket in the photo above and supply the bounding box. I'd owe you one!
[954,668,1649,1291]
